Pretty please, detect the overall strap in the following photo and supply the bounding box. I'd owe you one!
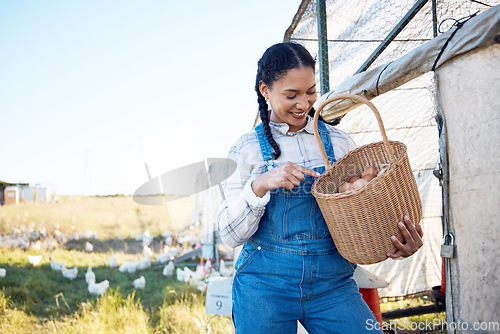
[316,120,336,164]
[254,123,275,171]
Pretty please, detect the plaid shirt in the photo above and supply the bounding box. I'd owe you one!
[217,116,356,248]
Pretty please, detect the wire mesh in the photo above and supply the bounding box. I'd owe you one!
[290,0,499,89]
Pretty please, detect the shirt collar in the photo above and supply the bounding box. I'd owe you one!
[269,115,316,135]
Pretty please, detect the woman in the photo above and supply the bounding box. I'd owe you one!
[217,42,423,333]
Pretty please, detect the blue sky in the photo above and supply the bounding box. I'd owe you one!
[0,0,302,195]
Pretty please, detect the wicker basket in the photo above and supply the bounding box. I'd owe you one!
[311,94,422,265]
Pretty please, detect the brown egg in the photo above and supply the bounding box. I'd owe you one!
[362,174,376,182]
[338,182,354,193]
[362,166,378,178]
[353,178,369,190]
[349,176,361,183]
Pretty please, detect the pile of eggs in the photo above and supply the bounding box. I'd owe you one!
[338,166,378,193]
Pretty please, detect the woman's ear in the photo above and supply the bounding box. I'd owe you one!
[259,81,269,99]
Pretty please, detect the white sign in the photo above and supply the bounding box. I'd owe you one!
[205,277,233,317]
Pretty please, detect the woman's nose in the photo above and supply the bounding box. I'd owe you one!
[296,96,309,110]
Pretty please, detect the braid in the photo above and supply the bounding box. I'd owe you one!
[257,92,281,159]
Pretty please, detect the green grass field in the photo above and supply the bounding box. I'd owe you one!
[0,196,233,333]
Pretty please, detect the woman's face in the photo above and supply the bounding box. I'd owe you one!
[260,66,317,132]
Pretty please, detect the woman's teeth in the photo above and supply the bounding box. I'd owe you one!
[291,111,306,116]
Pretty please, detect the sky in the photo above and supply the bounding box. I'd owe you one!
[0,0,303,196]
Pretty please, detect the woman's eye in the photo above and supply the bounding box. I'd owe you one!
[286,95,296,99]
[307,91,316,95]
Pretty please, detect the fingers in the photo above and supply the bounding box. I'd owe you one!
[387,216,424,259]
[275,162,320,190]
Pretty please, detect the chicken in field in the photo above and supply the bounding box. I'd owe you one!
[109,254,117,268]
[27,255,42,266]
[118,258,139,274]
[163,262,175,277]
[143,245,153,257]
[50,258,64,271]
[136,255,151,271]
[0,268,5,278]
[61,265,78,280]
[156,246,182,263]
[85,241,93,253]
[132,276,146,289]
[88,279,109,295]
[85,267,96,284]
[219,259,234,277]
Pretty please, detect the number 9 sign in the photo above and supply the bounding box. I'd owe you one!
[205,277,233,317]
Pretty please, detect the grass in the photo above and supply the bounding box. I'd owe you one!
[0,196,233,333]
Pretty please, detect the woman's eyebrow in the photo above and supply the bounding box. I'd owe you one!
[284,84,317,92]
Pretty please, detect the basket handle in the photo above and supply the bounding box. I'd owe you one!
[313,93,396,169]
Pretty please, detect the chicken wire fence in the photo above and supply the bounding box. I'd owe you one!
[288,0,499,90]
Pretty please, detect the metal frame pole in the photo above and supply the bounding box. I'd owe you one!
[432,0,438,37]
[316,0,330,95]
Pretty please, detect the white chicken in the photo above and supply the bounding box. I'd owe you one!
[136,255,151,271]
[85,267,96,284]
[0,268,6,278]
[132,276,146,289]
[142,245,153,257]
[85,241,93,253]
[88,279,109,295]
[163,262,175,277]
[156,246,182,263]
[118,258,139,274]
[109,254,117,268]
[219,259,234,277]
[50,258,64,271]
[27,255,42,266]
[61,265,78,280]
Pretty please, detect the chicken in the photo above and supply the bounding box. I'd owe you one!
[50,258,64,271]
[85,267,96,284]
[27,255,42,266]
[143,245,153,257]
[155,246,182,263]
[132,276,146,289]
[88,279,109,295]
[0,268,5,278]
[109,254,118,268]
[136,255,151,271]
[118,258,139,273]
[219,259,234,277]
[163,262,175,277]
[85,241,93,252]
[61,265,78,280]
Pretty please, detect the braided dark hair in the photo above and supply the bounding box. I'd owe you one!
[255,42,329,159]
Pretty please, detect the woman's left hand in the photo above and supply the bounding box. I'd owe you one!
[387,216,424,259]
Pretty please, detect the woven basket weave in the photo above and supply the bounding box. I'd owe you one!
[311,94,422,265]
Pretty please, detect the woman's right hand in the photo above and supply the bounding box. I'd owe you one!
[251,161,321,197]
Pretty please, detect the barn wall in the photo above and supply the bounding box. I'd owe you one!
[436,43,500,330]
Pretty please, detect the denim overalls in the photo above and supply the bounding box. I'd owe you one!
[232,121,381,333]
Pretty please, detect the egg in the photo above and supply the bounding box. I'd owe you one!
[361,166,378,178]
[338,182,354,193]
[349,176,361,183]
[362,174,376,182]
[353,178,369,190]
